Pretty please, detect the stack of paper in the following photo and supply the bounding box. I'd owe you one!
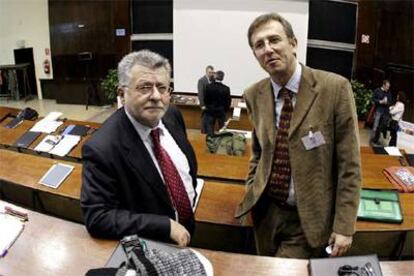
[34,134,80,157]
[384,147,402,156]
[30,111,63,134]
[232,107,241,120]
[0,213,24,257]
[34,135,62,152]
[49,134,81,157]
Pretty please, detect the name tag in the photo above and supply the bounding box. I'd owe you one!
[301,131,326,150]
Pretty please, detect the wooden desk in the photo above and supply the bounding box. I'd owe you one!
[0,200,117,276]
[0,149,81,200]
[0,117,99,161]
[0,106,20,122]
[175,103,252,131]
[195,181,251,226]
[2,200,413,276]
[1,147,413,232]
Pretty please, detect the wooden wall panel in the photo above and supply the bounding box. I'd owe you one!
[355,0,413,122]
[48,0,130,105]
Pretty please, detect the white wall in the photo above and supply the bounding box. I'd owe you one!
[174,0,309,95]
[0,0,52,99]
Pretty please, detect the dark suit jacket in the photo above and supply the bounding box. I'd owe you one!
[81,106,197,240]
[204,81,231,117]
[235,65,361,248]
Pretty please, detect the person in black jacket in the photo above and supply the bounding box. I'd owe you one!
[203,70,231,135]
[81,50,198,247]
[371,80,392,144]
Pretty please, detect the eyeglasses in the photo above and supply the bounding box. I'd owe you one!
[125,84,172,96]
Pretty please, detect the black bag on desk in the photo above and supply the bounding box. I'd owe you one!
[5,107,38,128]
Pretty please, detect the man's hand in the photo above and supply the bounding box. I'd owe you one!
[328,232,353,257]
[170,219,191,247]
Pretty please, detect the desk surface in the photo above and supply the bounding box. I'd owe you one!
[0,117,99,161]
[0,149,82,200]
[0,107,20,122]
[1,200,413,276]
[1,148,412,232]
[188,129,408,185]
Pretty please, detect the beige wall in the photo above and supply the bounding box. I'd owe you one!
[0,0,52,99]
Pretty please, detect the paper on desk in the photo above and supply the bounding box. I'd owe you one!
[30,111,63,133]
[43,111,63,122]
[237,101,247,109]
[0,212,24,257]
[48,134,81,157]
[34,135,62,152]
[30,120,62,133]
[193,178,204,212]
[384,147,402,156]
[232,107,241,120]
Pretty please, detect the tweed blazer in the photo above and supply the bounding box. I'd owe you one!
[235,65,362,247]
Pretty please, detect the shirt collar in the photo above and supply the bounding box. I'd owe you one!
[124,108,165,141]
[270,60,302,98]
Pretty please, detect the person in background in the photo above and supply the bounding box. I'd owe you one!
[198,65,215,133]
[203,70,232,135]
[235,13,361,259]
[81,50,198,247]
[388,91,406,147]
[371,80,392,145]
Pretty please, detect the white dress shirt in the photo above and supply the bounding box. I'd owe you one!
[389,102,404,121]
[270,60,302,205]
[125,109,195,205]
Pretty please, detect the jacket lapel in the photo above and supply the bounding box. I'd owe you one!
[257,79,276,144]
[289,65,317,139]
[119,110,172,208]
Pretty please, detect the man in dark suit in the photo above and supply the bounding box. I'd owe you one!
[203,70,232,135]
[235,13,361,258]
[198,65,215,133]
[81,50,197,247]
[371,80,392,145]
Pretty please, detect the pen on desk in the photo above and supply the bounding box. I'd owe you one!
[1,249,8,258]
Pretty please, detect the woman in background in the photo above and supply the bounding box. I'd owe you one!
[388,91,406,146]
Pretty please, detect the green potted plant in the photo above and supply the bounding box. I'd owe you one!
[101,69,118,104]
[351,79,373,121]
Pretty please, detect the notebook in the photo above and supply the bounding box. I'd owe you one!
[5,117,24,129]
[357,189,403,223]
[0,213,24,257]
[68,125,90,136]
[13,131,41,148]
[39,163,74,189]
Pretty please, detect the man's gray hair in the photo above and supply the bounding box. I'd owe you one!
[117,49,171,87]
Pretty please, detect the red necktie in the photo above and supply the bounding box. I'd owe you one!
[150,128,194,224]
[268,87,293,202]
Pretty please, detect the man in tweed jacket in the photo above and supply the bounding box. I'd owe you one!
[235,13,361,258]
